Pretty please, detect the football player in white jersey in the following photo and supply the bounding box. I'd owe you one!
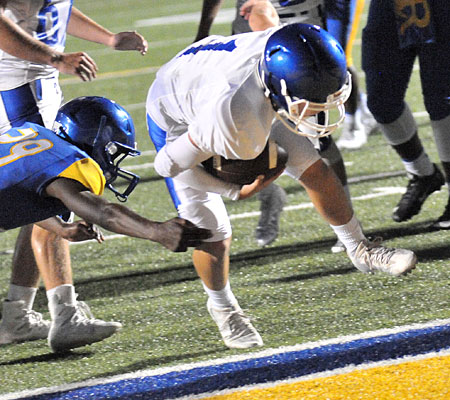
[146,2,417,349]
[195,0,376,250]
[0,0,148,351]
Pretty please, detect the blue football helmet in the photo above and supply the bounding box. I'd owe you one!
[53,96,141,201]
[259,23,351,138]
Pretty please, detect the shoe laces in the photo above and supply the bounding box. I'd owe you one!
[221,308,255,337]
[73,301,100,325]
[26,310,45,323]
[358,238,395,270]
[58,301,95,325]
[20,310,47,327]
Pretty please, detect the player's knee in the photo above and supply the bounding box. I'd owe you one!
[423,96,450,121]
[366,93,404,124]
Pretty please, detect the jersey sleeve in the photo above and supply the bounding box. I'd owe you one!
[57,157,105,195]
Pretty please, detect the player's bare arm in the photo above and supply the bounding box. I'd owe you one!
[0,7,97,81]
[240,0,279,31]
[45,178,212,252]
[35,217,104,243]
[67,7,148,55]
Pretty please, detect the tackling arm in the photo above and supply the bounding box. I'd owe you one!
[45,178,211,252]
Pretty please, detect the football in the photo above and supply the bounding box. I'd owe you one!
[201,140,288,185]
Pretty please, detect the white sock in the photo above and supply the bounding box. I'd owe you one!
[7,284,37,310]
[202,281,238,309]
[402,152,435,177]
[330,214,366,256]
[47,284,77,307]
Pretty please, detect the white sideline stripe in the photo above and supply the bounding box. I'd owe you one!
[186,348,450,400]
[135,8,235,27]
[68,186,406,246]
[3,318,449,400]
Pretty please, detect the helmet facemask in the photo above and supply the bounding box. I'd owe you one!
[91,116,140,202]
[260,66,352,138]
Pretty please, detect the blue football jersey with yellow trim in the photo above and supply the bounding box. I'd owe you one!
[0,122,105,230]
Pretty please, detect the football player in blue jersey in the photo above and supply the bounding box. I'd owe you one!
[362,0,450,227]
[147,7,417,350]
[0,0,149,350]
[0,96,211,352]
[194,0,376,251]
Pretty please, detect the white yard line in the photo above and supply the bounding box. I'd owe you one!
[134,8,236,27]
[67,185,408,247]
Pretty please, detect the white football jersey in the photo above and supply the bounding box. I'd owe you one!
[146,28,278,161]
[0,0,72,90]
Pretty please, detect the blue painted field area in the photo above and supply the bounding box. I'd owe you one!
[6,320,448,400]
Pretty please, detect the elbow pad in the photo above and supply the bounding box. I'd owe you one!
[154,133,211,178]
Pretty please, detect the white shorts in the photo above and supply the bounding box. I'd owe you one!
[172,176,232,242]
[0,76,62,134]
[154,120,320,242]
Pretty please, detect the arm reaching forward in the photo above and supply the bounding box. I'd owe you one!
[45,178,212,252]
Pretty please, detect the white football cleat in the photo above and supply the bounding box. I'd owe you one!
[337,109,368,150]
[48,296,121,352]
[349,239,417,276]
[331,238,346,254]
[207,299,263,349]
[0,300,50,345]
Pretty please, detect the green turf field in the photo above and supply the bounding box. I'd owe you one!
[1,0,449,396]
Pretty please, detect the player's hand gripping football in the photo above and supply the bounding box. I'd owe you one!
[238,168,285,200]
[156,217,212,252]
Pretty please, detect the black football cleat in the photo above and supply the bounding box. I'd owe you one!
[392,164,445,222]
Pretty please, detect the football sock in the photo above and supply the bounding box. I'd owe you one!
[202,281,238,309]
[402,151,435,177]
[379,103,417,146]
[330,214,365,256]
[432,115,450,163]
[47,284,77,307]
[7,284,37,310]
